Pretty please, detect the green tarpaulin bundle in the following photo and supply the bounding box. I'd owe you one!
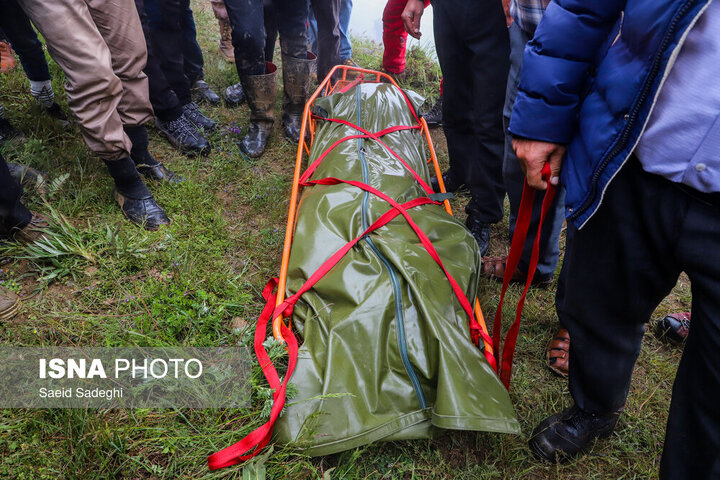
[273,81,520,456]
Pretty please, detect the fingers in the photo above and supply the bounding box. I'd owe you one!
[548,147,566,187]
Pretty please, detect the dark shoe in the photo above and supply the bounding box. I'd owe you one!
[12,212,50,244]
[155,115,210,156]
[422,97,442,128]
[546,328,570,377]
[481,254,554,288]
[465,216,491,256]
[430,170,466,194]
[282,53,315,143]
[529,405,619,463]
[7,163,48,191]
[224,82,246,107]
[136,162,183,184]
[192,80,221,105]
[113,190,170,231]
[181,102,217,132]
[654,312,691,346]
[43,102,72,128]
[239,62,278,158]
[0,116,24,144]
[0,286,20,322]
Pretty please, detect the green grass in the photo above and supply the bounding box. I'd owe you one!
[0,1,690,478]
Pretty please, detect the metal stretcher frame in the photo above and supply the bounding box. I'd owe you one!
[272,64,494,357]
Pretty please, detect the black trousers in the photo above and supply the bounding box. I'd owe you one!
[310,0,341,80]
[137,0,193,120]
[0,153,31,236]
[224,0,307,76]
[181,4,204,84]
[431,0,509,223]
[0,0,51,82]
[559,158,720,479]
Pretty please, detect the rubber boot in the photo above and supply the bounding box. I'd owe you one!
[239,62,277,158]
[218,19,234,63]
[282,53,316,143]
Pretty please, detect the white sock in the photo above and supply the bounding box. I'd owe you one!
[30,80,54,108]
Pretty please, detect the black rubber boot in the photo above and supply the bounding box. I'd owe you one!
[239,62,278,158]
[104,157,170,230]
[281,53,316,143]
[124,125,183,184]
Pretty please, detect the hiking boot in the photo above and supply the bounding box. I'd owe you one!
[218,19,234,63]
[422,97,442,128]
[529,405,620,463]
[654,312,691,346]
[155,115,210,156]
[282,53,315,143]
[181,102,217,132]
[12,212,49,244]
[113,190,170,231]
[430,169,466,193]
[0,286,20,322]
[466,215,491,257]
[224,82,245,107]
[124,124,183,184]
[0,41,16,73]
[239,62,278,158]
[7,163,48,191]
[0,116,24,144]
[192,80,221,105]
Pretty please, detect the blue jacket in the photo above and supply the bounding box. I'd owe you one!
[508,0,713,228]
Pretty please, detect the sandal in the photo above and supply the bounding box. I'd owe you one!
[481,255,554,288]
[546,328,570,377]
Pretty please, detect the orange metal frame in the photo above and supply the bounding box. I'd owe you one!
[272,65,494,357]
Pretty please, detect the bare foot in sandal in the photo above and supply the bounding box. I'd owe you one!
[547,327,570,377]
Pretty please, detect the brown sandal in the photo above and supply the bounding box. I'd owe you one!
[547,328,570,377]
[481,255,554,288]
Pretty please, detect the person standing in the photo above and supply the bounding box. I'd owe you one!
[17,0,177,229]
[509,0,720,476]
[402,0,510,255]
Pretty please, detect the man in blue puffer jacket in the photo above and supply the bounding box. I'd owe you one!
[508,0,719,476]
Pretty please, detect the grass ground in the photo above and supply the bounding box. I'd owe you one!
[0,2,691,478]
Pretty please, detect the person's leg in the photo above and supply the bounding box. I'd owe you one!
[338,0,352,61]
[0,0,50,82]
[382,0,409,74]
[306,5,319,57]
[660,192,720,479]
[180,5,204,84]
[264,0,278,62]
[224,0,266,76]
[459,0,509,228]
[0,153,31,236]
[502,23,565,279]
[530,159,686,461]
[310,0,340,80]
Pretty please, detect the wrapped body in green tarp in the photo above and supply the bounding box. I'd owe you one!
[275,82,520,456]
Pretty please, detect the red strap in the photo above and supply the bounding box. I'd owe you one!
[492,164,557,389]
[207,278,299,470]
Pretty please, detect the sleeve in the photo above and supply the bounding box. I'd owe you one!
[508,0,625,143]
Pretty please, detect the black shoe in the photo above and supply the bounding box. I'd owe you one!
[466,216,491,256]
[224,82,246,107]
[7,163,48,191]
[181,102,217,132]
[422,97,442,128]
[0,117,24,144]
[113,190,170,231]
[136,162,183,184]
[529,405,620,463]
[654,312,691,346]
[43,102,71,128]
[192,80,221,105]
[239,123,272,158]
[155,115,210,156]
[430,170,466,193]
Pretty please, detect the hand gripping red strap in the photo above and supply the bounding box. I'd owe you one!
[492,163,557,389]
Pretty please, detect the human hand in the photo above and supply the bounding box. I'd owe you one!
[401,0,425,39]
[511,138,566,190]
[502,0,513,27]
